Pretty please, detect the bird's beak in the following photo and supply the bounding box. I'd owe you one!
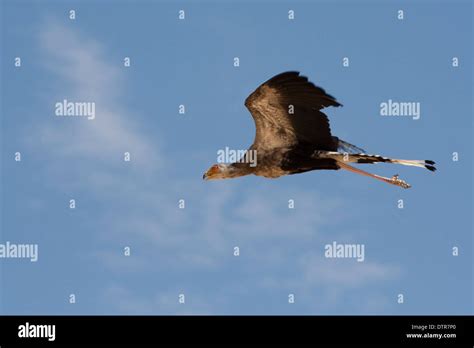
[203,171,209,180]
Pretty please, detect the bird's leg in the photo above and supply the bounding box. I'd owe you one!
[337,162,411,189]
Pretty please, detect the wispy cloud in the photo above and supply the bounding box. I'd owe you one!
[102,284,217,315]
[300,253,400,289]
[36,21,160,170]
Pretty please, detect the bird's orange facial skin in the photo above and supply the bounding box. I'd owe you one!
[203,164,221,180]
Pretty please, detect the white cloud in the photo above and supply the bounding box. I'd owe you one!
[36,21,161,171]
[102,284,217,315]
[301,254,400,288]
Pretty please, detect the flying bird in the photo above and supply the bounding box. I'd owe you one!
[203,71,436,188]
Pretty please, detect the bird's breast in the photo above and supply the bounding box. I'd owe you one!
[252,149,291,178]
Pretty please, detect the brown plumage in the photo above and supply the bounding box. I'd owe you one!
[203,71,436,188]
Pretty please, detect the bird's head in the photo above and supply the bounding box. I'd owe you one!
[203,163,232,180]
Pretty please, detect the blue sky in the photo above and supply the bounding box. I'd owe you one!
[0,0,472,314]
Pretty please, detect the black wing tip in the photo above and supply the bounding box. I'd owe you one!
[331,99,343,107]
[268,71,300,81]
[425,160,435,165]
[284,70,300,75]
[269,71,342,108]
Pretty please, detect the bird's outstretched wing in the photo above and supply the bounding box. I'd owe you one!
[244,71,342,151]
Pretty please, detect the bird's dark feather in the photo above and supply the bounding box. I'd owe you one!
[245,71,342,152]
[281,144,340,174]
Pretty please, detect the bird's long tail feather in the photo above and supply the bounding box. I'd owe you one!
[350,153,436,172]
[315,151,437,172]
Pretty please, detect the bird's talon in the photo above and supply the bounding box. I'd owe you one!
[390,175,411,189]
